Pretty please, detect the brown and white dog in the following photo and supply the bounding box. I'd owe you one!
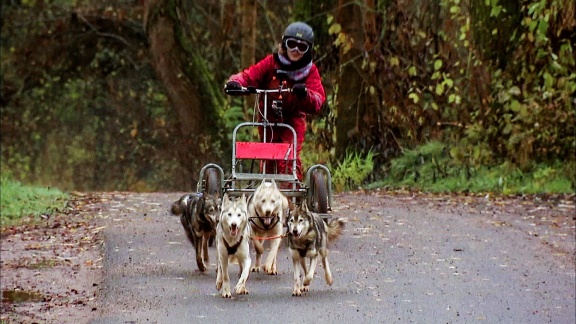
[215,194,252,298]
[247,179,289,275]
[286,201,346,296]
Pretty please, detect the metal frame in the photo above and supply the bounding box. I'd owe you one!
[196,163,225,195]
[196,86,333,216]
[231,121,298,182]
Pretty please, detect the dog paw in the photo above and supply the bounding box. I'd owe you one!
[216,281,222,291]
[301,285,310,293]
[326,275,333,286]
[292,288,302,297]
[250,266,260,273]
[197,258,207,272]
[222,292,232,298]
[235,286,249,295]
[262,265,278,275]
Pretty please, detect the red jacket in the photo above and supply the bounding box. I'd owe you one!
[228,54,326,123]
[228,54,325,180]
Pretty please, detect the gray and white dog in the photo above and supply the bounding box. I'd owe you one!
[286,201,346,296]
[171,192,220,272]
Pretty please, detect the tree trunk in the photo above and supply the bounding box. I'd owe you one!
[240,0,257,119]
[335,1,365,159]
[144,0,217,188]
[144,0,201,137]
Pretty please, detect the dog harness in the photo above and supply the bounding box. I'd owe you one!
[223,236,244,255]
[249,211,281,231]
[296,243,312,258]
[288,227,315,258]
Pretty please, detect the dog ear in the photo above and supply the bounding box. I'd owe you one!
[287,199,296,211]
[284,208,291,226]
[281,195,289,212]
[300,200,310,212]
[255,180,265,194]
[240,194,248,208]
[292,198,304,209]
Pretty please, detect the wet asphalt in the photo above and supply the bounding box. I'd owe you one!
[89,192,575,324]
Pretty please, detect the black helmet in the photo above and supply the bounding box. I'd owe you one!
[282,22,314,45]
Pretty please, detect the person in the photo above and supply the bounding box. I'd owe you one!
[224,21,326,181]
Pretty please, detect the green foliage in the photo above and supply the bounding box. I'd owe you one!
[388,141,448,183]
[1,1,187,191]
[322,0,574,181]
[375,142,574,194]
[0,174,68,226]
[2,0,573,194]
[332,150,375,192]
[301,105,333,171]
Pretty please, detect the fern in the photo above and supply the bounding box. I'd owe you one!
[332,150,375,191]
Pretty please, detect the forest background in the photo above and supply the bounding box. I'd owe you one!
[1,0,574,194]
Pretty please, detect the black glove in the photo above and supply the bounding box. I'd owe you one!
[224,81,242,91]
[292,83,307,99]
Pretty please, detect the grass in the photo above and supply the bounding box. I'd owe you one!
[331,150,375,192]
[0,177,69,227]
[366,142,575,195]
[304,140,574,194]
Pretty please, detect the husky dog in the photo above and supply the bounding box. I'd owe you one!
[286,202,346,296]
[216,194,252,298]
[248,179,289,275]
[171,192,221,272]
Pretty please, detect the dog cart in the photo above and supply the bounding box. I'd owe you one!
[195,83,333,218]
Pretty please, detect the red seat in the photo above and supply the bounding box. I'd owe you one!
[235,142,293,160]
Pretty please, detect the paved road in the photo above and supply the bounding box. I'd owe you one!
[90,192,575,323]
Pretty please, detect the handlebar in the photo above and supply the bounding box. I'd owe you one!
[225,86,292,96]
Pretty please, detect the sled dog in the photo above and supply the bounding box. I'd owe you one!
[286,201,346,296]
[171,192,220,272]
[216,194,252,298]
[248,179,289,275]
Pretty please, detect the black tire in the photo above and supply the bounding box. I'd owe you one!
[309,171,328,214]
[204,168,219,247]
[204,168,219,196]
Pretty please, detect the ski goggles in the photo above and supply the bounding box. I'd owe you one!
[285,38,310,54]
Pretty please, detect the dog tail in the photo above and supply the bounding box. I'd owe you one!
[171,194,192,216]
[326,217,347,242]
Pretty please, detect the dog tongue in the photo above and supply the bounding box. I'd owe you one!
[264,217,271,225]
[231,228,238,236]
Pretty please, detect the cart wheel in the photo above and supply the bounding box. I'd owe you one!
[204,168,219,247]
[204,168,220,195]
[309,171,328,214]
